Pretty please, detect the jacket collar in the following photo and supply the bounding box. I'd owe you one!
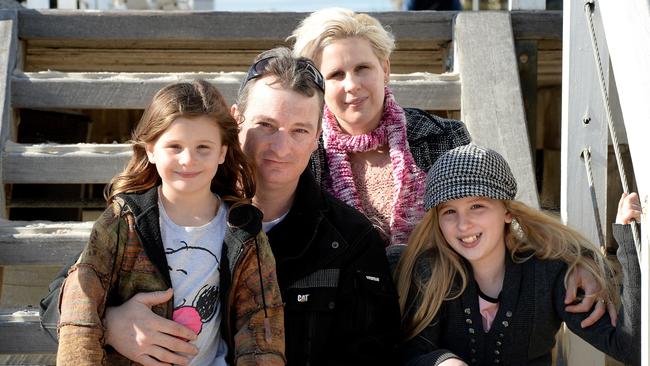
[461,251,522,334]
[119,186,171,286]
[119,186,264,283]
[288,168,327,219]
[267,168,342,284]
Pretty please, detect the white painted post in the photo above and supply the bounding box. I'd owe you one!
[598,1,650,365]
[561,0,608,364]
[508,0,545,10]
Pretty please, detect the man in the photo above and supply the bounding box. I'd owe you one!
[103,47,401,365]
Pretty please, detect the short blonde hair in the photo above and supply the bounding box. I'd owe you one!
[288,7,396,65]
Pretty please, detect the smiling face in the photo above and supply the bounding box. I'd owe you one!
[437,196,512,269]
[318,37,390,135]
[233,76,321,192]
[145,115,227,200]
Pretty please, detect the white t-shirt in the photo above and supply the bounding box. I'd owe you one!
[159,198,228,366]
[261,210,290,233]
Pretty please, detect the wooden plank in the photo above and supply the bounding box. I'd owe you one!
[0,308,57,354]
[559,0,609,364]
[515,40,538,161]
[0,354,55,366]
[7,197,105,208]
[0,221,90,266]
[12,71,461,110]
[391,73,461,111]
[0,10,18,220]
[18,10,455,42]
[23,47,444,73]
[17,10,561,43]
[2,142,132,184]
[1,266,60,307]
[510,11,562,40]
[12,72,243,109]
[455,11,539,208]
[598,1,650,364]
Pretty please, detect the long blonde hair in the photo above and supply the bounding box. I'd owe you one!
[394,199,619,341]
[106,80,256,204]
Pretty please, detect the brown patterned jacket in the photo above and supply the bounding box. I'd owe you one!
[57,187,285,365]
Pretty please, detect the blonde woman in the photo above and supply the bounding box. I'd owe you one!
[290,6,613,326]
[394,144,640,365]
[290,7,471,247]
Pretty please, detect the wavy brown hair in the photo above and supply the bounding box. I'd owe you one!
[395,200,619,341]
[106,79,256,204]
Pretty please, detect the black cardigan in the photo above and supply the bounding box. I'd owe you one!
[397,224,640,366]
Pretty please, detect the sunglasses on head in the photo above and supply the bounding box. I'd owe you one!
[239,55,325,94]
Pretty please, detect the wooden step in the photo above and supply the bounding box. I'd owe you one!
[17,10,560,43]
[0,220,91,266]
[18,10,455,43]
[2,142,131,184]
[12,71,462,110]
[6,197,106,209]
[0,307,56,358]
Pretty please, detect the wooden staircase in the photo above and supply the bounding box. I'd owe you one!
[0,8,559,363]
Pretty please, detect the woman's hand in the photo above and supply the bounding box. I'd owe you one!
[104,289,198,366]
[564,265,617,327]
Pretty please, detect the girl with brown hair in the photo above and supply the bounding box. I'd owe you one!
[57,80,285,366]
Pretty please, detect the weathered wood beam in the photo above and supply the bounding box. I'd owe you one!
[18,10,455,42]
[2,142,131,184]
[6,197,106,208]
[17,10,561,43]
[0,308,57,354]
[23,46,445,73]
[455,11,539,208]
[511,11,562,40]
[0,221,90,266]
[12,72,461,110]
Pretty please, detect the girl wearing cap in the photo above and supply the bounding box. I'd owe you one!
[394,144,641,365]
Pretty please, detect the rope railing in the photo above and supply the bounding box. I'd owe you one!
[583,0,642,265]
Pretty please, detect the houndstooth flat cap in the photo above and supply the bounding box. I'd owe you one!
[424,144,517,210]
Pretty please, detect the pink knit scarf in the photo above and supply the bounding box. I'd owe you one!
[322,87,426,246]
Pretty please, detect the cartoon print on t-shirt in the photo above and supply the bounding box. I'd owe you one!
[167,240,220,335]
